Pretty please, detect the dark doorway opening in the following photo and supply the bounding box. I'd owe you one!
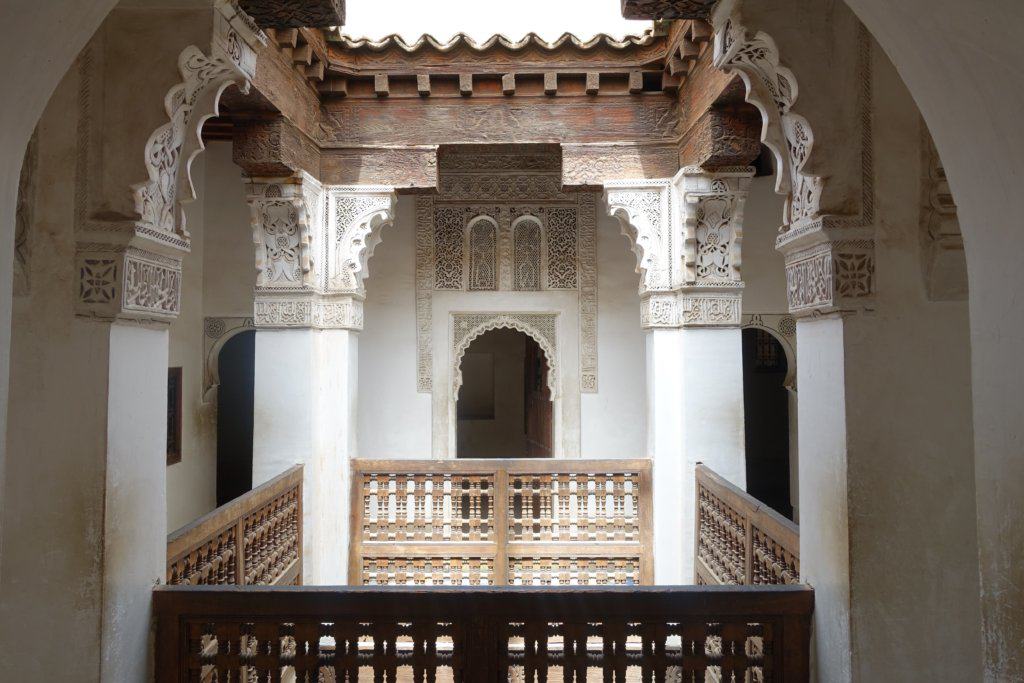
[457,328,552,458]
[742,327,793,519]
[216,330,255,505]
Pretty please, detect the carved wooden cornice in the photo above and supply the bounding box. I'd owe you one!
[621,0,720,21]
[238,0,344,29]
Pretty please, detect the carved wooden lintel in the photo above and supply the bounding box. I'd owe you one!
[238,0,344,29]
[320,147,439,190]
[233,117,321,177]
[562,144,678,188]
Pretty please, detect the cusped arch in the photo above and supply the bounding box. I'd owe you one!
[713,15,824,228]
[330,188,398,293]
[132,33,255,241]
[604,181,673,293]
[452,315,558,401]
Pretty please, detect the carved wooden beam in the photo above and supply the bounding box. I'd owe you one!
[562,143,679,188]
[621,0,719,21]
[233,117,321,178]
[320,147,439,191]
[677,102,761,169]
[239,0,344,29]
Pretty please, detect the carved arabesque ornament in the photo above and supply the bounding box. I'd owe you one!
[415,166,599,394]
[713,13,877,318]
[248,175,396,330]
[606,167,753,329]
[74,6,263,325]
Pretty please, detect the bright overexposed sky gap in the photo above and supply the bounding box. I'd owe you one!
[340,0,652,43]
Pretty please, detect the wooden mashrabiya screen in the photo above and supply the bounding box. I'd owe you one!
[154,584,814,682]
[350,459,653,586]
[695,463,799,586]
[166,464,303,586]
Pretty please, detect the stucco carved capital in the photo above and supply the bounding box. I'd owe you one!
[74,244,183,325]
[778,225,875,318]
[676,166,753,288]
[248,174,321,292]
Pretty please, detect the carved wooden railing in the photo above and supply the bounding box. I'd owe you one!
[696,464,800,586]
[166,465,302,586]
[351,459,653,586]
[154,584,813,682]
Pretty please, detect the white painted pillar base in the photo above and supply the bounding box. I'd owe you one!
[647,325,747,585]
[253,328,357,585]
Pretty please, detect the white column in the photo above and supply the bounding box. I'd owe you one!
[248,177,394,585]
[253,326,358,585]
[608,167,753,584]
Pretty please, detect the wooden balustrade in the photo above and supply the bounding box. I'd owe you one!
[350,459,653,586]
[154,584,814,682]
[166,465,303,586]
[695,464,800,586]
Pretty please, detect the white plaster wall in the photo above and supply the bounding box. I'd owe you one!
[358,196,432,457]
[166,153,215,531]
[165,142,254,531]
[741,175,789,314]
[580,209,645,458]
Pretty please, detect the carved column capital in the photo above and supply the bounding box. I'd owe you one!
[777,225,875,318]
[248,176,396,330]
[75,244,183,325]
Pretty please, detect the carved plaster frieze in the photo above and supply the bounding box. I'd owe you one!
[452,312,558,400]
[254,293,364,330]
[640,290,742,329]
[416,183,598,394]
[75,245,183,324]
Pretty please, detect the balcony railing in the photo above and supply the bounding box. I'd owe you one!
[695,464,799,586]
[166,464,303,586]
[154,584,813,682]
[350,459,653,585]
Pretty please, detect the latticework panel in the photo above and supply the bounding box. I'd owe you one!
[156,587,812,683]
[359,472,495,543]
[362,557,494,586]
[508,557,640,585]
[167,527,237,586]
[695,465,800,587]
[242,483,301,585]
[351,460,653,586]
[507,472,642,543]
[697,482,747,585]
[752,526,800,585]
[166,465,302,587]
